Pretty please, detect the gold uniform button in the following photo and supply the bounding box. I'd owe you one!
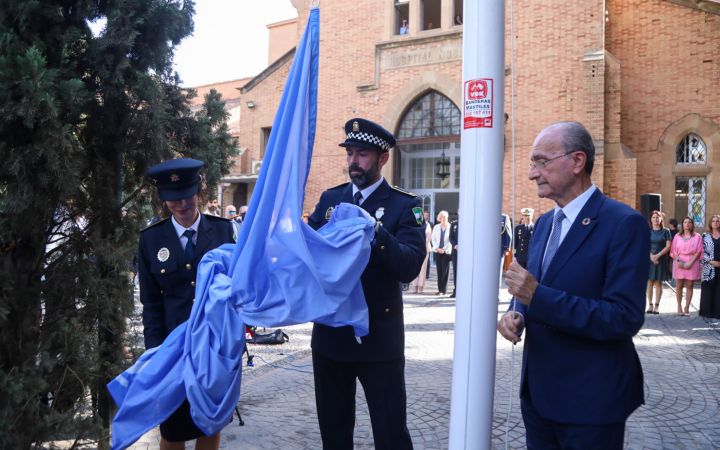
[380,245,386,251]
[185,263,192,270]
[160,268,166,274]
[190,281,196,287]
[384,307,390,313]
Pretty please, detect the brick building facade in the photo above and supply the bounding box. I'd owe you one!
[200,0,720,226]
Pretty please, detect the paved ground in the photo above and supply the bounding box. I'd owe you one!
[128,272,720,450]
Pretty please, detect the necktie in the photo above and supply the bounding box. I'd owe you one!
[542,210,565,278]
[353,191,363,205]
[183,229,196,261]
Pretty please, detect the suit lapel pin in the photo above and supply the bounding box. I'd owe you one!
[157,247,170,262]
[375,207,385,220]
[325,206,335,220]
[581,218,591,226]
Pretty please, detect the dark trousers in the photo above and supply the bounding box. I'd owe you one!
[451,250,458,295]
[312,351,413,450]
[435,253,451,294]
[521,397,625,450]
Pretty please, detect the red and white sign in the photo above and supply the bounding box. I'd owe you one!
[463,78,494,129]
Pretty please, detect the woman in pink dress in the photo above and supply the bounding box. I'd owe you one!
[670,217,703,316]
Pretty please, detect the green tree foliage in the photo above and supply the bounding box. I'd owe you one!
[0,1,237,447]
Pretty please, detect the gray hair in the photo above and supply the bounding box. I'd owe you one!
[547,121,595,175]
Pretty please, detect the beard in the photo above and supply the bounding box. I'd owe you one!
[349,162,380,189]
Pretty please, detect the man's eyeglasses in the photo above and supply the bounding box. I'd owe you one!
[529,152,572,169]
[228,210,236,214]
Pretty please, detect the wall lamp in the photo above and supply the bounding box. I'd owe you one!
[246,100,256,109]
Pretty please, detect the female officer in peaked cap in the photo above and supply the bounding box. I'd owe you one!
[138,158,234,450]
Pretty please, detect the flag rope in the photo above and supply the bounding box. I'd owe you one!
[505,0,518,447]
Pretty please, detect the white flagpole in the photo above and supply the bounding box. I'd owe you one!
[449,1,506,449]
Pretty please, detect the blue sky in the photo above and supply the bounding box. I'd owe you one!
[173,0,298,87]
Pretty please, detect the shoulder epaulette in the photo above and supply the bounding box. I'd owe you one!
[203,213,231,222]
[141,217,169,232]
[328,182,350,191]
[391,185,417,198]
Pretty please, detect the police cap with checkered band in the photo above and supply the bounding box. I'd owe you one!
[339,118,396,153]
[146,158,204,201]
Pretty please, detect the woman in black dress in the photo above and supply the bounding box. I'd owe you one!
[647,211,671,314]
[700,214,720,319]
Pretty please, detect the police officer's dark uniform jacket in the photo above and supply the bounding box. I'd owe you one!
[307,118,426,450]
[308,179,426,360]
[514,221,534,268]
[138,214,234,348]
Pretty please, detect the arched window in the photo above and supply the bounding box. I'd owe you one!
[395,91,461,219]
[674,134,708,226]
[397,91,460,139]
[676,133,706,164]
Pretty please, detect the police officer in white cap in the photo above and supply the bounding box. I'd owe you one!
[514,207,535,268]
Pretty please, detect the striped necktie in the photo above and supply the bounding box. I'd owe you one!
[542,210,565,278]
[353,191,363,205]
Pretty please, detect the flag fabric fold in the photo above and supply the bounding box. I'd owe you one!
[108,9,374,449]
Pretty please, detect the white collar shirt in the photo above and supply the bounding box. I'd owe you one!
[351,176,384,205]
[549,184,598,246]
[172,211,201,249]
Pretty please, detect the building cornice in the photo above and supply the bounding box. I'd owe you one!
[239,47,296,94]
[665,0,720,14]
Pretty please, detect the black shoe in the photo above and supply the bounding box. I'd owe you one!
[451,291,456,298]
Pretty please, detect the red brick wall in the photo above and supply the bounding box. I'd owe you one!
[227,0,719,218]
[236,61,292,175]
[501,0,604,216]
[606,0,720,207]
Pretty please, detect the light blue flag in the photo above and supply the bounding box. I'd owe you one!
[107,8,374,449]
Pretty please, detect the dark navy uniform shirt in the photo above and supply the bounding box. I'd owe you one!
[449,219,459,249]
[308,180,426,361]
[514,223,534,263]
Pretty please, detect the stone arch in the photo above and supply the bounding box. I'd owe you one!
[380,73,461,177]
[381,72,461,133]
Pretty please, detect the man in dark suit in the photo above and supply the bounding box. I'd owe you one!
[308,118,426,450]
[497,122,649,450]
[449,210,459,297]
[138,158,235,450]
[514,207,535,268]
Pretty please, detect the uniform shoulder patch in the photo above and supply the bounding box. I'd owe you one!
[141,217,169,232]
[328,182,351,191]
[411,207,424,225]
[390,185,417,198]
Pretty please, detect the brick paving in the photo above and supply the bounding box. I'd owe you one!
[127,272,720,450]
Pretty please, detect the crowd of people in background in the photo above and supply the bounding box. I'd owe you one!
[645,211,720,319]
[195,197,720,323]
